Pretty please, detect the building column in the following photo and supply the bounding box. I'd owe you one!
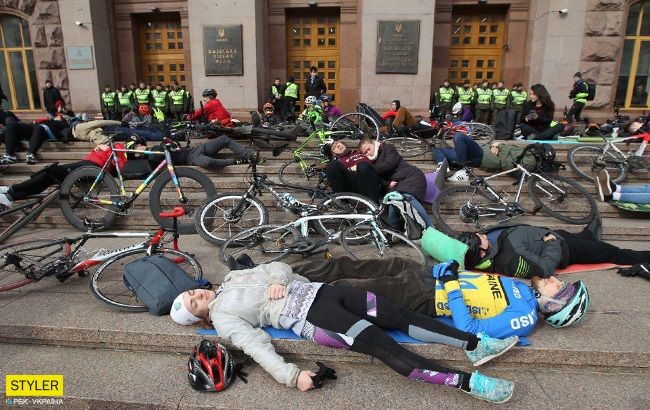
[58,0,114,111]
[359,0,435,114]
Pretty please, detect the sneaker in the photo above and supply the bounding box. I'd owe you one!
[596,169,613,201]
[0,193,13,208]
[0,155,16,164]
[465,333,518,366]
[234,158,249,165]
[250,111,262,127]
[447,169,469,182]
[463,370,514,404]
[25,153,37,165]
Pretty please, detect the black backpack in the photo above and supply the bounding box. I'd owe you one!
[530,143,564,173]
[586,81,596,101]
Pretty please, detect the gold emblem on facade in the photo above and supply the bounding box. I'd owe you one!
[218,27,226,38]
[394,23,403,34]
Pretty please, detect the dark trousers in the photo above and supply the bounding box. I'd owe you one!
[492,107,506,124]
[432,132,483,168]
[519,123,563,141]
[566,102,585,123]
[187,135,250,170]
[4,120,46,156]
[102,125,165,141]
[306,285,476,388]
[325,160,382,203]
[281,97,297,121]
[556,229,650,265]
[476,108,491,124]
[512,108,524,125]
[8,160,95,201]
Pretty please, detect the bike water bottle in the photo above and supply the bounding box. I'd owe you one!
[281,193,301,214]
[612,127,619,138]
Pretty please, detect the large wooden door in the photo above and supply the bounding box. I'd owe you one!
[286,10,340,112]
[448,11,505,85]
[0,14,40,111]
[138,14,186,85]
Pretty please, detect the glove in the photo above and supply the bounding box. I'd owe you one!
[432,260,460,283]
[617,263,650,281]
[310,362,337,389]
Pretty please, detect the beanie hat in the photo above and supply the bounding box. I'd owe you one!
[574,72,582,78]
[170,292,201,325]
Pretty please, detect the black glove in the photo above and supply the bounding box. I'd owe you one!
[617,263,650,281]
[310,362,337,389]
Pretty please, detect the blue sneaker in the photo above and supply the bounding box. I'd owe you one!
[465,333,518,366]
[464,370,514,403]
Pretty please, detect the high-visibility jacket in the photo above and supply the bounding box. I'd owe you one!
[493,88,509,107]
[118,91,134,107]
[457,87,474,105]
[438,86,455,104]
[134,88,151,104]
[476,88,493,107]
[101,91,116,108]
[573,80,589,105]
[271,85,281,96]
[152,90,168,109]
[510,90,527,107]
[284,82,298,99]
[169,90,185,108]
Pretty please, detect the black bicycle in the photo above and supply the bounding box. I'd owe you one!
[0,188,59,244]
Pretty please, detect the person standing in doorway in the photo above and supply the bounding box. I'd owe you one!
[305,66,327,98]
[282,76,299,121]
[269,77,285,114]
[436,79,457,118]
[168,82,187,121]
[117,85,135,114]
[100,85,118,120]
[151,83,169,119]
[491,81,509,123]
[475,81,493,124]
[509,83,527,125]
[42,80,63,117]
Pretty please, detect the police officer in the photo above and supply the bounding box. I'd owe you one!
[269,77,285,114]
[168,82,186,121]
[509,82,527,125]
[281,76,299,122]
[134,81,152,107]
[151,83,169,119]
[491,81,510,124]
[117,85,135,115]
[100,84,118,120]
[180,84,193,114]
[457,80,474,113]
[475,80,493,124]
[435,79,457,118]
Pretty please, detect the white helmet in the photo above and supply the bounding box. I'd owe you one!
[305,96,317,105]
[452,102,463,115]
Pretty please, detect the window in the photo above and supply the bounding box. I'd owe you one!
[617,1,650,108]
[0,14,40,110]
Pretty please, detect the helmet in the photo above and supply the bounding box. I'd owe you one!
[456,232,482,269]
[187,339,236,392]
[305,96,317,105]
[320,138,335,159]
[138,104,151,116]
[319,94,330,102]
[126,134,147,149]
[263,102,274,115]
[202,88,217,98]
[452,102,462,115]
[543,281,590,328]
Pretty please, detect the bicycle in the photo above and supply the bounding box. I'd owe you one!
[433,145,598,236]
[194,152,378,245]
[59,137,217,234]
[0,189,59,244]
[278,112,380,189]
[218,202,427,267]
[567,131,650,184]
[0,207,202,311]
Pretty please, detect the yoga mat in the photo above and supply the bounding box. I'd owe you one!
[611,201,650,213]
[197,327,433,343]
[555,262,624,274]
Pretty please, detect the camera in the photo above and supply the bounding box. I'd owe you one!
[75,21,83,26]
[558,9,568,16]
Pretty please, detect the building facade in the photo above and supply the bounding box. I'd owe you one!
[0,0,647,120]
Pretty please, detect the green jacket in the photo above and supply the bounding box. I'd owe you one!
[475,88,493,108]
[480,143,537,172]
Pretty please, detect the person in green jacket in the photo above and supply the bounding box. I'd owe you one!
[100,85,118,120]
[117,85,135,114]
[509,82,527,125]
[435,79,457,118]
[475,81,493,125]
[168,82,186,121]
[281,76,299,121]
[151,83,169,119]
[491,81,509,124]
[457,80,474,112]
[566,72,589,124]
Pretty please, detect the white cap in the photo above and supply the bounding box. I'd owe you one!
[170,292,201,326]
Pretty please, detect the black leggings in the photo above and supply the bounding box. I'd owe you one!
[4,120,46,156]
[7,160,95,201]
[325,161,382,203]
[566,102,584,123]
[187,135,250,169]
[556,229,650,265]
[305,285,478,390]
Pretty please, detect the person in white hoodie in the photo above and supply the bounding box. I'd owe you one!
[171,261,518,403]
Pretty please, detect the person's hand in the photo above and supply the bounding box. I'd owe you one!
[490,146,499,156]
[432,260,460,283]
[617,263,650,280]
[297,370,316,391]
[389,181,398,189]
[543,233,556,242]
[267,284,287,300]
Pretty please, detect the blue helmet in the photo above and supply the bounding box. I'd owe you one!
[543,281,590,328]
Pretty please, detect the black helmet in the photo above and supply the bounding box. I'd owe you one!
[319,94,330,102]
[202,88,217,98]
[126,134,147,149]
[187,340,236,392]
[456,232,482,269]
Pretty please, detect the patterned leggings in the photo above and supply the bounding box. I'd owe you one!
[304,285,478,389]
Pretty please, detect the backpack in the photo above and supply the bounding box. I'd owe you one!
[123,254,204,315]
[493,109,518,140]
[530,143,564,173]
[586,81,596,101]
[383,193,427,240]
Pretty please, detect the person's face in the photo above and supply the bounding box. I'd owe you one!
[636,85,644,93]
[310,70,317,78]
[444,81,450,87]
[574,76,580,83]
[105,87,111,92]
[360,141,375,157]
[183,289,216,319]
[330,141,347,156]
[323,100,330,107]
[171,84,177,90]
[482,82,489,88]
[498,82,504,89]
[45,82,52,88]
[475,233,490,259]
[156,86,162,91]
[202,96,211,103]
[139,83,146,89]
[531,276,565,298]
[530,89,538,102]
[390,102,397,111]
[274,79,280,86]
[121,87,127,92]
[130,85,136,90]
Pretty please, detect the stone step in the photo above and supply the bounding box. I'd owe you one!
[0,343,646,409]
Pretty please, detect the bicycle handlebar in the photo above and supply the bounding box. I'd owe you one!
[158,207,186,219]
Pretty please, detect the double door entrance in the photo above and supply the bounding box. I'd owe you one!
[138,14,186,86]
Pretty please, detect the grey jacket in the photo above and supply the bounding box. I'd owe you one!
[208,262,310,388]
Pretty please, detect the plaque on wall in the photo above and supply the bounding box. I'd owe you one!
[203,25,243,76]
[376,21,420,74]
[65,46,94,70]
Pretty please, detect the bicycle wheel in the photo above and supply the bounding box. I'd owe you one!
[383,137,429,158]
[528,174,597,225]
[313,192,379,237]
[464,122,495,143]
[149,167,217,234]
[195,194,269,246]
[330,113,381,141]
[339,224,427,265]
[432,185,506,236]
[0,238,70,292]
[219,224,300,266]
[59,166,120,231]
[0,190,59,244]
[90,248,202,311]
[567,145,627,183]
[278,156,328,189]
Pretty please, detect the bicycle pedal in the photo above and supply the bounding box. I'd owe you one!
[56,271,75,283]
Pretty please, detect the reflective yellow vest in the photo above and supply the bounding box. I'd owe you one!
[101,91,116,107]
[457,87,473,105]
[476,88,492,106]
[438,87,455,103]
[135,88,150,104]
[284,82,298,99]
[152,90,168,109]
[271,85,281,96]
[493,88,509,107]
[510,90,527,107]
[169,90,185,107]
[118,91,133,107]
